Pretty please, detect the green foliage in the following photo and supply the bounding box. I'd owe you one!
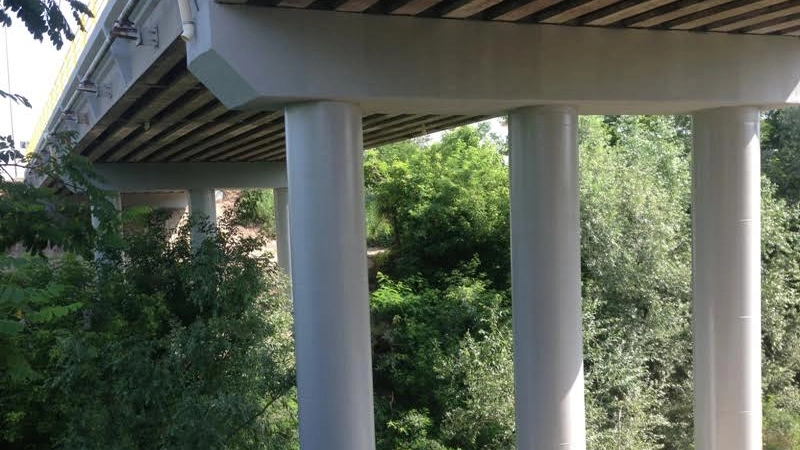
[0,136,118,384]
[763,108,800,205]
[368,115,800,450]
[0,252,95,446]
[761,179,800,435]
[371,269,507,450]
[0,180,95,255]
[365,198,394,247]
[231,189,276,237]
[0,254,87,382]
[381,410,451,450]
[1,138,297,448]
[764,396,800,450]
[5,110,800,450]
[0,213,297,450]
[0,134,107,256]
[580,115,694,449]
[437,310,514,450]
[365,124,509,285]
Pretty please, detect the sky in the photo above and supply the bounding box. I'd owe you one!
[0,22,70,180]
[0,23,68,147]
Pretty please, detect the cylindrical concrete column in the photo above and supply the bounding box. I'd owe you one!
[692,107,761,450]
[273,187,291,274]
[188,188,217,246]
[509,105,586,450]
[284,101,375,450]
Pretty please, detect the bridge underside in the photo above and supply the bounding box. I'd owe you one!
[51,0,800,181]
[225,0,800,36]
[72,41,485,166]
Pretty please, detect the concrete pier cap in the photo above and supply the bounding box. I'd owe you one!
[187,0,800,116]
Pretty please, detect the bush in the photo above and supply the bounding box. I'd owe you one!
[1,211,298,450]
[364,125,509,286]
[371,269,509,450]
[366,199,394,248]
[764,397,800,450]
[231,189,276,237]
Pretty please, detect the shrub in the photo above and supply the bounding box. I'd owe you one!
[364,125,509,286]
[1,211,297,450]
[231,189,276,237]
[764,397,800,450]
[366,198,394,247]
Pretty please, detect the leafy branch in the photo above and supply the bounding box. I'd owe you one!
[0,89,30,107]
[0,0,93,49]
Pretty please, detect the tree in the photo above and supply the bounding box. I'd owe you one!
[1,205,298,449]
[1,100,297,450]
[364,124,510,285]
[763,108,800,205]
[418,116,696,450]
[437,310,514,450]
[0,0,91,49]
[365,114,800,450]
[579,115,694,449]
[230,189,276,237]
[371,270,508,450]
[760,177,800,448]
[0,137,112,381]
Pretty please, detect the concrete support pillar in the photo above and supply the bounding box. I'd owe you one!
[284,101,375,450]
[509,105,586,450]
[273,187,291,274]
[188,188,217,246]
[692,107,761,450]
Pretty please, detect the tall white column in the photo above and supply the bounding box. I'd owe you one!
[509,106,586,450]
[692,107,761,450]
[273,187,291,274]
[188,188,217,246]
[284,101,375,450]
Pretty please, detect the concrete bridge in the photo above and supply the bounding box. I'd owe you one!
[28,1,800,449]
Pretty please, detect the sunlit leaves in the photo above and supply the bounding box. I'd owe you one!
[365,124,509,285]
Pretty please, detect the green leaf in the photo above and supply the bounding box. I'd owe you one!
[0,285,26,306]
[0,319,24,336]
[26,303,83,323]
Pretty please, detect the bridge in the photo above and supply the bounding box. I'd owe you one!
[27,1,800,449]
